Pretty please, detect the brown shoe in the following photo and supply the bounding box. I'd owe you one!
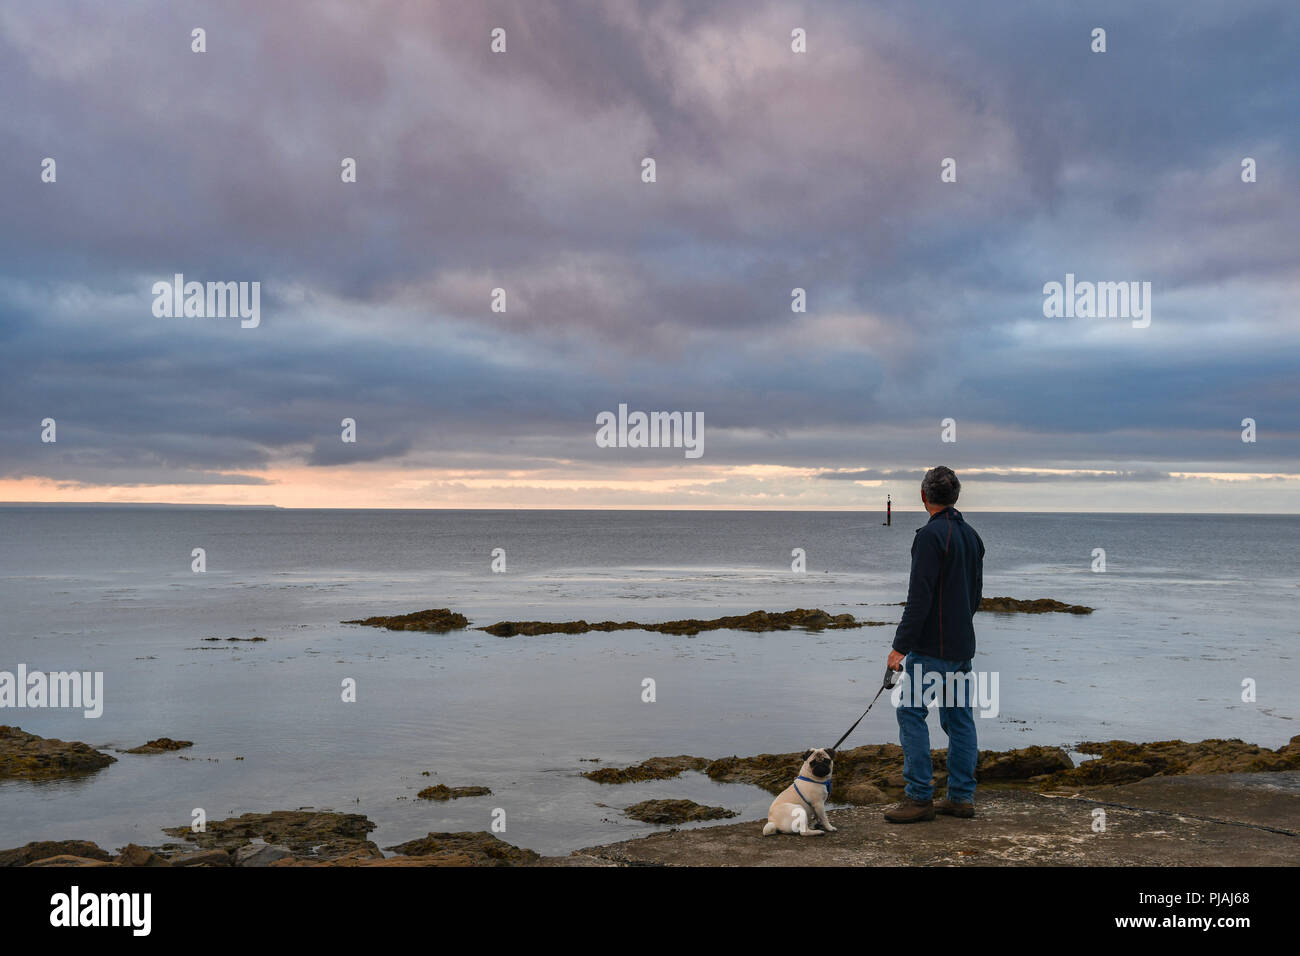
[935,797,975,819]
[883,796,936,824]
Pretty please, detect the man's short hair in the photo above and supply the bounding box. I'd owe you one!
[922,466,961,506]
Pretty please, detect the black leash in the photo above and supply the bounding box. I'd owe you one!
[830,665,901,753]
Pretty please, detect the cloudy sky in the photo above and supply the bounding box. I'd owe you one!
[1,0,1297,511]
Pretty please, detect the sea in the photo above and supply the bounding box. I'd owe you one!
[1,508,1295,856]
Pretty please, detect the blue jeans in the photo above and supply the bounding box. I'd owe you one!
[895,652,977,803]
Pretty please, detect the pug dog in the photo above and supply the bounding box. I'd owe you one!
[762,747,835,836]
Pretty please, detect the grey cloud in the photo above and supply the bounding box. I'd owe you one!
[0,0,1297,495]
[307,436,413,467]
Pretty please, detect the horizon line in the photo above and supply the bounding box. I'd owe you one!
[1,502,1297,516]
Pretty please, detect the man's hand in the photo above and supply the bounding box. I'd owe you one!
[887,649,906,672]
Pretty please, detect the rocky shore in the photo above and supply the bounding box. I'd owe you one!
[5,728,1296,867]
[582,736,1300,802]
[575,774,1299,866]
[2,810,539,868]
[0,725,116,779]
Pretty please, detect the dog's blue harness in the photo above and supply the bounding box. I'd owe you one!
[793,775,832,813]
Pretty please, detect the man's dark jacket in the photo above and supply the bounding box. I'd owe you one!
[892,506,984,662]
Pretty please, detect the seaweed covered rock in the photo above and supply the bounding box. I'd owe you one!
[482,619,604,637]
[654,608,866,636]
[162,810,379,861]
[1041,738,1300,788]
[171,848,235,867]
[0,840,113,867]
[836,781,888,804]
[704,744,926,802]
[979,597,1093,614]
[977,745,1073,780]
[385,832,540,866]
[622,799,738,825]
[125,737,193,754]
[343,608,468,632]
[482,608,877,638]
[25,854,115,867]
[116,844,170,867]
[417,784,492,800]
[591,744,1075,804]
[234,843,294,867]
[0,725,116,780]
[583,755,709,784]
[1276,735,1300,760]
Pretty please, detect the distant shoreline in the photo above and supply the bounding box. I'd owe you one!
[0,502,282,510]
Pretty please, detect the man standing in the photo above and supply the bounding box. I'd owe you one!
[884,466,984,823]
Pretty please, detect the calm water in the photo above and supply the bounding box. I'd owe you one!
[1,508,1296,856]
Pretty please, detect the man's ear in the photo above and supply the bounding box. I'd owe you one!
[801,749,813,762]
